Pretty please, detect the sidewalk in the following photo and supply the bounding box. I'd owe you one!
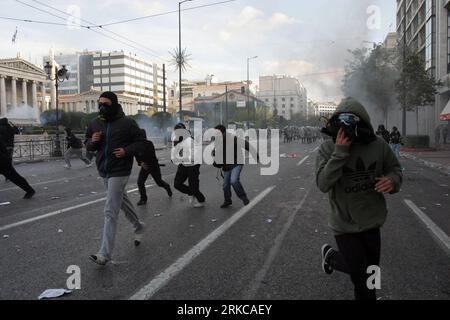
[401,144,450,176]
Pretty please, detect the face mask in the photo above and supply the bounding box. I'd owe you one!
[98,103,119,120]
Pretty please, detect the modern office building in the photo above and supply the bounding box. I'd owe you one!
[257,75,307,121]
[92,51,166,113]
[43,51,95,96]
[396,0,450,139]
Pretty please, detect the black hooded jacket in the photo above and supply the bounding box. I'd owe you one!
[0,118,19,148]
[85,106,146,178]
[135,140,159,169]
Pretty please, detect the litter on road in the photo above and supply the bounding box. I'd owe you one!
[38,289,72,300]
[0,202,11,206]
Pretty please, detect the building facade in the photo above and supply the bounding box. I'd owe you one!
[257,75,308,121]
[396,0,450,139]
[59,89,139,116]
[0,57,47,125]
[93,51,166,113]
[168,80,249,117]
[315,102,338,118]
[43,51,95,96]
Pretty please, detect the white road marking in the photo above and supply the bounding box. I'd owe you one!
[312,146,319,152]
[404,199,450,255]
[297,155,310,167]
[243,186,311,299]
[129,186,276,300]
[0,184,156,233]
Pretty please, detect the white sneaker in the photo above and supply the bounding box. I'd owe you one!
[189,196,195,204]
[193,198,206,208]
[134,223,145,247]
[64,165,71,169]
[85,162,93,168]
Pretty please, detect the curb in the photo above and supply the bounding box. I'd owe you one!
[402,152,450,176]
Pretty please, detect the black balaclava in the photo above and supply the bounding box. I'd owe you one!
[99,92,121,121]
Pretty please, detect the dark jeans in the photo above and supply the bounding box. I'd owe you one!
[137,166,170,200]
[0,164,34,193]
[174,164,205,203]
[223,165,247,202]
[329,228,381,300]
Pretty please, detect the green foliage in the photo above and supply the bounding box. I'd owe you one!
[395,51,441,111]
[342,45,398,125]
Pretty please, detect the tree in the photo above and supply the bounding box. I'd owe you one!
[152,112,174,130]
[342,45,398,127]
[395,51,441,134]
[81,112,99,130]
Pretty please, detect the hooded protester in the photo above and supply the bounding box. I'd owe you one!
[389,127,402,159]
[64,127,92,169]
[375,125,390,144]
[0,118,19,160]
[316,97,403,300]
[213,124,258,208]
[85,91,146,266]
[0,118,20,183]
[135,129,172,206]
[0,139,35,199]
[171,123,206,208]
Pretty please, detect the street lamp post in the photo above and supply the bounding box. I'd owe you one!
[247,56,258,129]
[178,0,193,123]
[44,61,69,157]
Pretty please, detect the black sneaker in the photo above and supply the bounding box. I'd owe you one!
[242,197,250,206]
[23,189,36,200]
[321,244,334,275]
[220,201,232,209]
[137,199,147,206]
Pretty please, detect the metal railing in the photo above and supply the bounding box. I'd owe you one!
[11,135,168,162]
[12,139,69,161]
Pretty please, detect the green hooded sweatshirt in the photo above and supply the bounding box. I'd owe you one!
[315,97,403,235]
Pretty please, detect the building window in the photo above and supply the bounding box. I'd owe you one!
[425,0,435,75]
[447,7,450,73]
[282,97,285,102]
[290,97,294,101]
[282,104,286,108]
[290,104,294,108]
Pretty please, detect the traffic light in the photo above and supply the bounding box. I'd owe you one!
[241,86,245,94]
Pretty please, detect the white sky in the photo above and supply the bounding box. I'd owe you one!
[0,0,396,102]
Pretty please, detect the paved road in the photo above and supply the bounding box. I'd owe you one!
[0,141,449,300]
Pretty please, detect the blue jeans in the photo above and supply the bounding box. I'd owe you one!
[390,144,401,158]
[223,165,247,202]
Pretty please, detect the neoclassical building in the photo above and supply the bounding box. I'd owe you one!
[59,88,140,116]
[0,57,47,125]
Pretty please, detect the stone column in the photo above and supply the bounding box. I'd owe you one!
[11,77,17,108]
[0,75,6,117]
[22,79,28,105]
[41,83,46,111]
[32,81,38,109]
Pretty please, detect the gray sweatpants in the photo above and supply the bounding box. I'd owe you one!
[99,176,143,260]
[64,147,90,167]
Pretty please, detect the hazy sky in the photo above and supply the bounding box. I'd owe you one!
[0,0,396,101]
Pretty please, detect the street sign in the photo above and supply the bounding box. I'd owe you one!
[237,101,246,108]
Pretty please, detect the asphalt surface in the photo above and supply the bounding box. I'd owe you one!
[0,141,449,300]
